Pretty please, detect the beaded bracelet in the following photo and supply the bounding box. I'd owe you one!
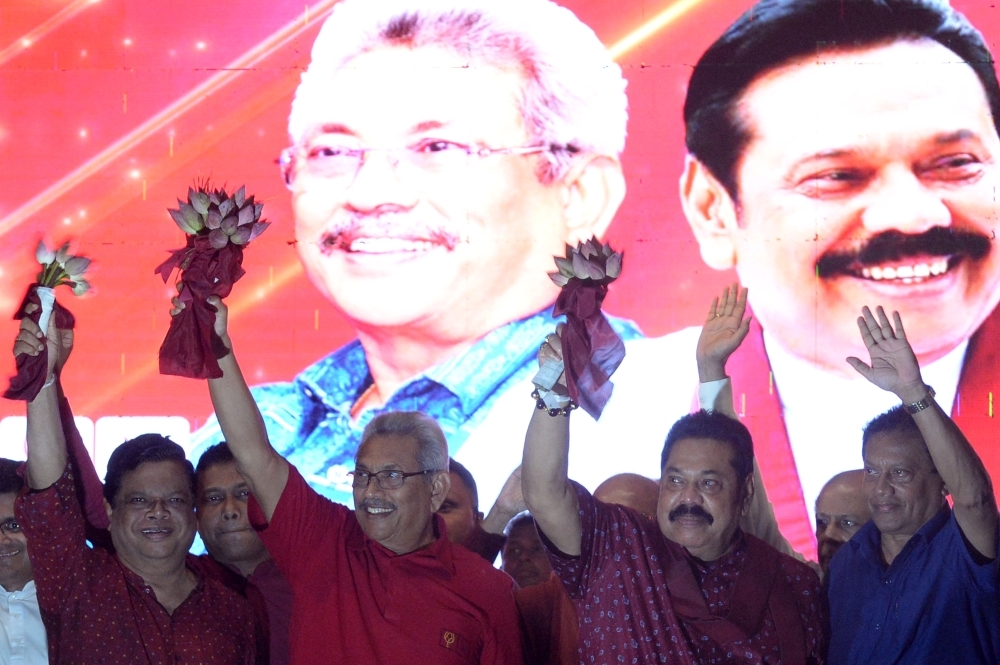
[531,389,577,417]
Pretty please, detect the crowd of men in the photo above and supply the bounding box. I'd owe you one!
[3,0,1000,663]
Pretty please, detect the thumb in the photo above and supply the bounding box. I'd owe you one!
[206,296,230,336]
[846,356,872,381]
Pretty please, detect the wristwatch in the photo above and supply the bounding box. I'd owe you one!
[903,386,936,414]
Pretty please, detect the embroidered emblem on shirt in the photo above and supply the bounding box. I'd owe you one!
[439,628,475,660]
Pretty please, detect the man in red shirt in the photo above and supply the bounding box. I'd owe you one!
[12,312,259,665]
[195,443,293,665]
[183,295,522,665]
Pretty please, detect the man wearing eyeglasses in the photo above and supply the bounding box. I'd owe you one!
[188,0,642,511]
[0,459,46,664]
[181,293,522,664]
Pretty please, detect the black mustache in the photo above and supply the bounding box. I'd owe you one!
[816,227,992,278]
[668,504,714,525]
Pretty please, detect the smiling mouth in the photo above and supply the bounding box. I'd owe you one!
[850,257,954,284]
[0,549,22,558]
[364,506,394,515]
[322,235,444,255]
[141,527,173,538]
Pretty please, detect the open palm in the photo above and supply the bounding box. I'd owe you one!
[846,306,922,397]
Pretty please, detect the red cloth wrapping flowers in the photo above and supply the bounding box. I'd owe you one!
[3,286,76,402]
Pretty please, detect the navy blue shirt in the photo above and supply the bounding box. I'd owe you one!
[827,507,1000,665]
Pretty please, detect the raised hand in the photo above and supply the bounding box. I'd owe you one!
[170,287,230,346]
[13,302,74,381]
[696,282,751,382]
[846,306,925,401]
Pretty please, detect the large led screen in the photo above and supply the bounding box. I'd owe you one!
[1,0,998,557]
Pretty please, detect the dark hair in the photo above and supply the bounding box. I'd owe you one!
[104,434,196,505]
[195,441,236,477]
[862,405,926,458]
[661,410,754,487]
[448,459,479,510]
[684,0,1000,199]
[504,512,537,539]
[0,459,23,496]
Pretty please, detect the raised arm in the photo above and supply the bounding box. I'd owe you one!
[15,307,72,489]
[521,332,582,556]
[172,295,288,520]
[847,306,998,560]
[695,284,800,560]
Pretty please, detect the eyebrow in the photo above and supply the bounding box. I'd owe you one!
[933,129,979,145]
[663,466,722,476]
[791,129,983,165]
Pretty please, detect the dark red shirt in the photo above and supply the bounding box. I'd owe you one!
[546,483,825,664]
[16,468,259,665]
[248,464,523,665]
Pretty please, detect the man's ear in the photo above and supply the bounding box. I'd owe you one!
[429,472,451,513]
[741,474,755,517]
[680,155,739,270]
[474,510,484,525]
[104,498,113,522]
[560,155,626,246]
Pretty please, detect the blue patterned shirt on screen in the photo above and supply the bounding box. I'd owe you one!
[826,506,1000,665]
[189,307,642,506]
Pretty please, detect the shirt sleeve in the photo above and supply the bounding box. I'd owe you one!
[14,466,95,615]
[542,481,619,600]
[478,577,525,665]
[247,464,350,587]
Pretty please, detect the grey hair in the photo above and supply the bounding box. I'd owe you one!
[360,411,450,473]
[288,0,628,183]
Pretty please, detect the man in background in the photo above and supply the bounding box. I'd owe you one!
[0,458,46,664]
[815,470,869,577]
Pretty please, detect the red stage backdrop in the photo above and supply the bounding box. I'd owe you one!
[1,0,998,555]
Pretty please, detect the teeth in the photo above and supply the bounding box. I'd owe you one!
[861,260,949,281]
[349,237,435,254]
[366,507,392,514]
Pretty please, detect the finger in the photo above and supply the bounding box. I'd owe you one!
[705,297,720,323]
[15,328,45,351]
[545,332,563,356]
[13,335,42,356]
[846,356,873,381]
[892,311,907,340]
[19,318,43,339]
[722,282,739,317]
[856,315,877,349]
[875,306,894,337]
[734,286,748,317]
[23,303,39,315]
[861,306,881,340]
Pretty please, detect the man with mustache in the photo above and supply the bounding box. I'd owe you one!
[0,459,46,664]
[189,0,640,511]
[623,0,1000,555]
[814,470,869,578]
[521,288,824,664]
[186,295,522,664]
[826,306,998,663]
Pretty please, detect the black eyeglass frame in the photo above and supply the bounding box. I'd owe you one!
[347,468,442,490]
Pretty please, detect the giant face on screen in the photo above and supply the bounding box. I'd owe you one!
[682,0,1000,374]
[281,0,626,334]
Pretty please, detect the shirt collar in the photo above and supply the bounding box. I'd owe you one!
[347,513,456,575]
[851,505,952,562]
[0,579,36,598]
[296,307,560,417]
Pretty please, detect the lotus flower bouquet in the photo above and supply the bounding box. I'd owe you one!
[3,242,90,401]
[542,237,625,420]
[155,184,269,379]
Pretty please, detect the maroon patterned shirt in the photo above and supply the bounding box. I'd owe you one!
[546,483,825,664]
[16,467,259,665]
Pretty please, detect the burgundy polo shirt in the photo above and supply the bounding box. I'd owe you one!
[16,468,259,665]
[545,482,825,665]
[248,465,523,665]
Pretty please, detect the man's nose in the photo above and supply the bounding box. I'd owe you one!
[872,474,894,497]
[343,150,419,214]
[860,165,951,235]
[678,482,702,505]
[146,499,170,517]
[221,495,241,520]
